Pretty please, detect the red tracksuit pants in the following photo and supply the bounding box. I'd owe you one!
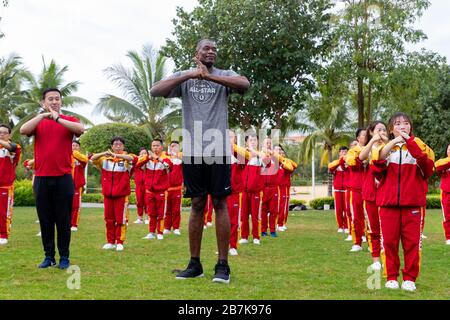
[71,187,82,228]
[241,191,263,240]
[165,189,182,230]
[262,186,279,233]
[104,196,129,245]
[441,191,450,240]
[135,183,146,218]
[350,189,365,246]
[345,188,352,233]
[227,192,242,249]
[334,190,347,229]
[278,187,288,227]
[364,200,381,258]
[379,206,424,282]
[204,195,213,225]
[0,187,14,239]
[146,191,168,235]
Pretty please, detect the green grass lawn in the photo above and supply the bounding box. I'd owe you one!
[0,207,448,300]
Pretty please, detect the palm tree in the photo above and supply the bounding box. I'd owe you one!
[11,57,91,139]
[0,54,29,127]
[298,69,353,197]
[94,45,181,142]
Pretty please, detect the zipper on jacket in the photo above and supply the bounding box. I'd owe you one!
[110,161,116,197]
[397,147,402,206]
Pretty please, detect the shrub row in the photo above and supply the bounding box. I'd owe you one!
[310,196,443,210]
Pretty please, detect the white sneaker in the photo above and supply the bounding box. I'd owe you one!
[446,239,450,245]
[203,225,207,230]
[401,280,416,292]
[362,236,367,243]
[0,238,8,245]
[173,229,181,235]
[239,239,249,244]
[142,233,155,240]
[385,280,399,289]
[36,231,41,237]
[277,226,286,232]
[370,261,382,271]
[70,226,78,232]
[344,228,350,234]
[102,243,116,250]
[35,219,40,224]
[116,244,124,251]
[253,239,261,245]
[421,234,427,239]
[157,234,164,240]
[344,235,353,241]
[163,229,171,235]
[206,222,213,227]
[229,248,238,256]
[144,219,149,225]
[350,245,363,252]
[337,228,344,233]
[133,219,144,224]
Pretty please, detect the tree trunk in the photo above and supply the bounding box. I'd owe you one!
[367,79,372,126]
[357,76,365,128]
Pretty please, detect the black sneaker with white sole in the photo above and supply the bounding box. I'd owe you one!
[176,259,204,279]
[212,260,231,284]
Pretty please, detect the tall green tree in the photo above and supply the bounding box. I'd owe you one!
[163,0,332,130]
[94,45,181,142]
[330,0,430,127]
[12,57,91,138]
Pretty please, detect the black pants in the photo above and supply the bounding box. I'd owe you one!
[33,175,74,259]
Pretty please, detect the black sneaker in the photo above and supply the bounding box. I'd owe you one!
[38,257,56,268]
[176,259,204,279]
[212,261,231,284]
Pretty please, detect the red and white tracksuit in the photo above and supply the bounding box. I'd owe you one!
[133,164,146,219]
[136,154,173,235]
[328,157,348,230]
[262,159,280,234]
[345,146,367,246]
[71,151,88,228]
[204,194,213,226]
[344,168,352,233]
[0,144,21,239]
[435,157,450,241]
[166,155,183,231]
[241,152,271,241]
[362,149,381,259]
[278,158,297,228]
[227,144,247,249]
[372,136,434,282]
[93,153,137,245]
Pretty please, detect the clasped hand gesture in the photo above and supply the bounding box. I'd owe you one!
[189,57,209,80]
[393,130,410,144]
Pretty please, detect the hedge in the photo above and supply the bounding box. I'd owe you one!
[309,197,335,210]
[13,180,35,206]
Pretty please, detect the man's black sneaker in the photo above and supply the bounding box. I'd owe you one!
[176,259,204,279]
[212,261,231,284]
[38,257,56,268]
[58,256,70,270]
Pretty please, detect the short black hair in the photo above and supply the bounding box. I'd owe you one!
[111,136,125,145]
[273,144,285,153]
[72,139,81,146]
[339,146,349,152]
[355,128,365,139]
[139,147,147,152]
[0,124,11,134]
[152,138,163,145]
[170,141,179,145]
[196,39,216,51]
[245,133,257,142]
[42,88,62,100]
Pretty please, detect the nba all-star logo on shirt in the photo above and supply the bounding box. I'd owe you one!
[189,80,216,104]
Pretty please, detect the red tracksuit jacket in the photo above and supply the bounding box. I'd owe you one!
[372,136,435,207]
[328,157,346,191]
[0,144,21,187]
[136,154,173,192]
[245,151,271,193]
[169,154,183,188]
[435,157,450,193]
[93,153,138,198]
[72,150,88,189]
[231,145,247,194]
[345,145,367,191]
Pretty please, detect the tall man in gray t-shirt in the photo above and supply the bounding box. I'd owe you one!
[150,39,250,284]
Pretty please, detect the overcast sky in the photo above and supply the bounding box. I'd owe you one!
[1,0,449,125]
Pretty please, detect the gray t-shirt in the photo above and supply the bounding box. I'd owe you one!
[167,67,238,161]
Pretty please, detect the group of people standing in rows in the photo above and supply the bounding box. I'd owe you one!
[328,112,450,292]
